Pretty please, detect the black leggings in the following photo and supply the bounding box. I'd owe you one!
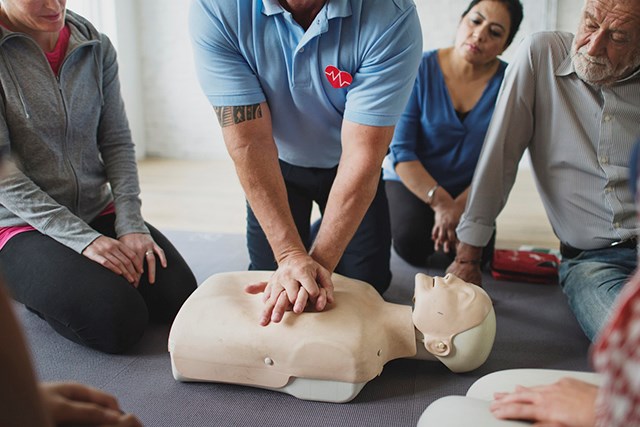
[0,214,197,354]
[385,180,495,268]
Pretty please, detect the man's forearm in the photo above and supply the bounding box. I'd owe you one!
[233,143,306,262]
[310,121,394,271]
[310,166,381,271]
[220,103,306,262]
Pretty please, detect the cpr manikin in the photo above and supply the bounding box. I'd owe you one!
[168,272,496,403]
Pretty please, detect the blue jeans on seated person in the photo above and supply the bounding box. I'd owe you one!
[246,160,392,294]
[559,246,637,342]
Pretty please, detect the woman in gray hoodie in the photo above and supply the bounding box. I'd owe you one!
[0,0,197,354]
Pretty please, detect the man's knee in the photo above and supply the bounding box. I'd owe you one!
[560,260,629,296]
[560,259,629,341]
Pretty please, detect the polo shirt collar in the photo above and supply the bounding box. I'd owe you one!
[262,0,284,16]
[327,0,352,19]
[261,0,352,19]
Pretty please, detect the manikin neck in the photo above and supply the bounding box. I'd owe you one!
[377,302,418,362]
[412,329,438,361]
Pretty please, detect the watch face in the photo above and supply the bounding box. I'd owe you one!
[427,185,439,204]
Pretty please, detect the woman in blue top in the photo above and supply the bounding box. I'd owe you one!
[383,0,523,268]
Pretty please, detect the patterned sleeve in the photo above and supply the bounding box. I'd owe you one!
[592,142,640,427]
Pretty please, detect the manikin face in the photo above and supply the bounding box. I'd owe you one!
[0,0,66,36]
[571,0,640,86]
[454,0,512,66]
[412,273,492,356]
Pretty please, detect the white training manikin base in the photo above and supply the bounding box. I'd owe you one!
[169,271,496,403]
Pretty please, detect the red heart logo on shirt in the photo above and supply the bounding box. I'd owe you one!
[325,65,353,88]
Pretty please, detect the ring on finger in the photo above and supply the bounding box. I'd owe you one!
[145,250,154,256]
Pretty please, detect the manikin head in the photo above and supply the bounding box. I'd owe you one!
[570,0,640,87]
[413,273,496,372]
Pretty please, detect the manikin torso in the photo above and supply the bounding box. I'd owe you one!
[169,271,496,402]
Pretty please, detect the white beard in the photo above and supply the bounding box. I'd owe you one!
[571,44,640,87]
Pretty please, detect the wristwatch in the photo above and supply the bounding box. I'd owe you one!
[426,184,439,205]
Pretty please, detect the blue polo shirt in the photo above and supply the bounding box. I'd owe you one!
[383,50,507,197]
[189,0,422,168]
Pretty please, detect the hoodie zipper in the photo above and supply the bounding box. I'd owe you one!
[1,30,100,215]
[56,39,100,214]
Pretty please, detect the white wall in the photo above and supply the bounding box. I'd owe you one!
[67,0,147,159]
[78,0,586,160]
[138,1,224,159]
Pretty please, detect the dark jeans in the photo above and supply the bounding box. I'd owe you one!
[246,160,392,294]
[385,180,495,268]
[0,214,197,354]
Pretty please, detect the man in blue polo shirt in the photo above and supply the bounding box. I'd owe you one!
[190,0,422,326]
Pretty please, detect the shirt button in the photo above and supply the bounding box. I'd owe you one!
[299,48,304,53]
[604,115,612,122]
[600,156,609,164]
[614,222,621,228]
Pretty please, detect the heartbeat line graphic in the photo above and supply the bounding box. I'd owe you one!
[325,69,350,87]
[325,65,353,88]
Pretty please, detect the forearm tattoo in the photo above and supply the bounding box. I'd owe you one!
[213,104,263,127]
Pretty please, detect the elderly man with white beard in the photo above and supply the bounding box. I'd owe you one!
[446,0,640,342]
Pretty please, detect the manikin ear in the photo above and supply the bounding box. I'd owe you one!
[425,337,452,357]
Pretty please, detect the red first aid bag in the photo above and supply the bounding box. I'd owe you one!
[490,249,559,284]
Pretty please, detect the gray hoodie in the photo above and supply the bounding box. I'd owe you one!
[0,10,148,253]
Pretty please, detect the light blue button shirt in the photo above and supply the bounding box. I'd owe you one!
[190,0,423,168]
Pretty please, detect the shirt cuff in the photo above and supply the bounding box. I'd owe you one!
[344,110,401,127]
[456,217,496,247]
[393,151,419,164]
[206,92,265,107]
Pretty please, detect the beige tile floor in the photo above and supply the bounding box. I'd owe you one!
[137,157,559,250]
